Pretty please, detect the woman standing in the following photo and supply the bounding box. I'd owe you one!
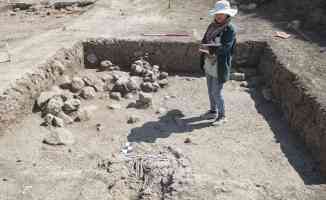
[200,0,237,126]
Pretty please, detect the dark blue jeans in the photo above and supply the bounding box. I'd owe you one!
[206,74,225,116]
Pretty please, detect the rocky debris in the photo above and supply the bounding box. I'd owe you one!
[100,60,113,70]
[130,59,168,93]
[43,128,75,145]
[159,72,169,80]
[127,78,140,91]
[112,76,130,95]
[44,113,55,125]
[75,105,97,122]
[262,88,272,101]
[124,93,134,99]
[158,79,169,88]
[71,76,85,92]
[82,73,106,92]
[45,96,64,115]
[58,75,71,89]
[80,86,96,99]
[135,92,153,108]
[107,103,122,110]
[230,72,246,81]
[60,89,74,101]
[140,82,154,92]
[62,98,81,113]
[127,115,140,124]
[112,71,130,82]
[57,111,74,124]
[53,116,64,127]
[37,91,57,109]
[110,92,122,101]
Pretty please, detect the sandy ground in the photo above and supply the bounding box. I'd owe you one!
[0,69,326,199]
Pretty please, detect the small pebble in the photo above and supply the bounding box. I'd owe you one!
[184,138,192,144]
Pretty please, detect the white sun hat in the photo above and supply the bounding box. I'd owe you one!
[209,0,238,17]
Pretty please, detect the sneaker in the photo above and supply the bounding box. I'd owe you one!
[200,110,217,120]
[212,115,228,126]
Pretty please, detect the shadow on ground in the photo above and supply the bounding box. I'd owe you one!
[248,89,326,186]
[127,109,212,143]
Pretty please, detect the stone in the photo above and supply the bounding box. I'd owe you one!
[110,92,122,101]
[111,71,130,82]
[43,128,75,145]
[130,63,144,75]
[138,92,153,105]
[62,98,81,113]
[230,72,245,81]
[75,105,97,122]
[37,91,60,108]
[71,76,85,92]
[152,82,160,92]
[53,116,64,127]
[100,60,113,69]
[96,123,103,131]
[141,82,154,92]
[80,86,96,99]
[107,103,122,110]
[127,115,140,124]
[125,93,134,99]
[45,96,64,115]
[112,77,130,95]
[127,78,139,91]
[262,88,272,101]
[57,111,74,124]
[99,73,114,83]
[158,79,169,88]
[159,72,169,80]
[44,113,55,125]
[60,89,74,101]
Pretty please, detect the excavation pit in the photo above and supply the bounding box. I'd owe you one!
[0,38,326,199]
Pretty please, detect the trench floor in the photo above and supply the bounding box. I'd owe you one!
[0,74,326,200]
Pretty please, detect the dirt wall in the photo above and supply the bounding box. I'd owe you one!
[0,42,84,133]
[259,42,326,175]
[83,38,265,74]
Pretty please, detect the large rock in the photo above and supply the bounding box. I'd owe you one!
[100,60,113,70]
[82,74,105,92]
[43,128,75,145]
[58,75,71,89]
[45,96,64,115]
[37,90,62,109]
[130,63,144,75]
[110,92,122,101]
[141,82,154,92]
[57,111,74,125]
[53,116,64,127]
[62,98,81,113]
[71,76,85,92]
[80,86,96,100]
[159,72,169,80]
[158,79,169,88]
[127,78,140,91]
[112,77,130,95]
